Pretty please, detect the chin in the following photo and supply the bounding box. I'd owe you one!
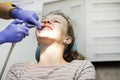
[37,36,57,45]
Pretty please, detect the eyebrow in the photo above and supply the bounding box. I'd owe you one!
[42,18,62,23]
[42,16,67,24]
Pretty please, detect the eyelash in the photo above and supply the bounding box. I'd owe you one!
[41,20,60,23]
[54,20,60,23]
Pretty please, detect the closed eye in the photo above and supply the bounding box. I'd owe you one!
[54,20,60,23]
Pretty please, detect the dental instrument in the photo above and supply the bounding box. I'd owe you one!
[0,43,16,79]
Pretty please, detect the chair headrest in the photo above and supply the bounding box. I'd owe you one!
[35,45,40,62]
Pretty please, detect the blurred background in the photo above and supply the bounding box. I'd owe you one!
[0,0,120,80]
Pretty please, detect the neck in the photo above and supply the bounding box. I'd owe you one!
[38,43,68,66]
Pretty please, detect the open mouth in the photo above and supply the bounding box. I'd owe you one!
[42,25,53,30]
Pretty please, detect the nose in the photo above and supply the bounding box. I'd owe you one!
[42,19,51,24]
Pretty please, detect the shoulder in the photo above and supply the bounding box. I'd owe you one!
[68,60,95,72]
[11,63,26,67]
[71,60,96,79]
[6,62,34,79]
[70,60,95,75]
[72,60,91,63]
[71,60,94,67]
[9,62,32,72]
[11,62,29,67]
[73,60,95,71]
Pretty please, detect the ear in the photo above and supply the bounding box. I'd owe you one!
[63,36,72,45]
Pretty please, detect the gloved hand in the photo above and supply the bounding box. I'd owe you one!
[11,8,41,29]
[0,19,29,44]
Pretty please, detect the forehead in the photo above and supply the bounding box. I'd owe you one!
[44,14,68,23]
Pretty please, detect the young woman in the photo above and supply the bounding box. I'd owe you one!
[5,11,96,80]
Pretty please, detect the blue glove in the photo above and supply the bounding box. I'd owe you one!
[0,19,29,44]
[11,8,41,29]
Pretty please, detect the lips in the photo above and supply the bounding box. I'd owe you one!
[42,25,53,30]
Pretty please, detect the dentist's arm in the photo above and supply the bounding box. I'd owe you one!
[0,2,41,29]
[0,2,14,19]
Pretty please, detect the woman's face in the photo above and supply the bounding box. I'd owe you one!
[36,14,68,44]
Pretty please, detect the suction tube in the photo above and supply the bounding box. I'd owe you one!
[0,43,16,79]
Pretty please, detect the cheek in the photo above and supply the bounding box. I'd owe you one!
[54,23,67,37]
[54,28,66,41]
